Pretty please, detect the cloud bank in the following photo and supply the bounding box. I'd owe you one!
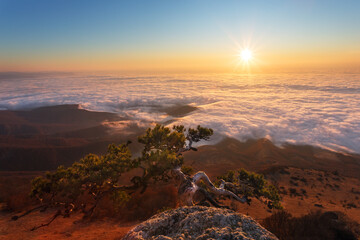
[1,72,359,153]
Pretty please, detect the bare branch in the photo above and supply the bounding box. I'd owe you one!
[30,210,62,231]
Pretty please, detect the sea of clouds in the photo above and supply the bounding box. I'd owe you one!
[1,72,359,153]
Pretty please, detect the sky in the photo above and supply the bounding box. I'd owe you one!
[0,0,359,73]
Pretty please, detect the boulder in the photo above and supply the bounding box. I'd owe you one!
[123,206,278,240]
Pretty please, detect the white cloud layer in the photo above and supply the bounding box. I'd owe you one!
[1,72,359,153]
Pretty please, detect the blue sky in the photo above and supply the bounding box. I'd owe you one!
[1,0,359,72]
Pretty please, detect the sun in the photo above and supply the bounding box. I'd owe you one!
[234,46,257,72]
[240,49,252,62]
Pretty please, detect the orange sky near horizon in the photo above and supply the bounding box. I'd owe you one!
[1,1,359,73]
[2,49,359,73]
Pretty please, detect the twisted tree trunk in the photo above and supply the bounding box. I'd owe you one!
[172,167,248,207]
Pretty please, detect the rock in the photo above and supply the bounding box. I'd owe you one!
[123,206,278,240]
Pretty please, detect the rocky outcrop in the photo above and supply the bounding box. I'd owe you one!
[123,206,278,240]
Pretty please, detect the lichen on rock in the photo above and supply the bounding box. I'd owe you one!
[123,206,278,240]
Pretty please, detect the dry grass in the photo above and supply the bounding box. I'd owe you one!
[262,210,360,240]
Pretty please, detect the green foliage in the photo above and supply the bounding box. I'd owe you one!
[181,165,194,176]
[111,190,131,212]
[138,124,186,153]
[136,124,213,184]
[31,143,134,203]
[217,170,237,183]
[30,124,213,216]
[217,168,282,209]
[187,125,213,142]
[262,185,282,209]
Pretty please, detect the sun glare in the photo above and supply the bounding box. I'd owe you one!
[234,46,257,72]
[240,49,252,62]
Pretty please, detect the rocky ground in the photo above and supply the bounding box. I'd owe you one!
[123,206,278,240]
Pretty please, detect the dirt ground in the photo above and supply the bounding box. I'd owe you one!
[0,210,138,240]
[1,166,360,240]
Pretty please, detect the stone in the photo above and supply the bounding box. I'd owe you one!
[123,206,278,240]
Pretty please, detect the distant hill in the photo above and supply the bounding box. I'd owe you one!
[0,105,144,170]
[184,137,360,179]
[1,104,360,178]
